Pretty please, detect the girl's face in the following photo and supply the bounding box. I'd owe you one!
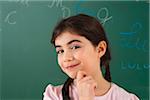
[55,31,105,79]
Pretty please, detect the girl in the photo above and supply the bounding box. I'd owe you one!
[43,14,139,100]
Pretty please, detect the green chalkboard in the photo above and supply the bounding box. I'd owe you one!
[0,0,149,100]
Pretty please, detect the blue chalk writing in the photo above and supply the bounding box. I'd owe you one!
[121,61,149,70]
[120,22,142,36]
[131,22,142,33]
[120,38,148,52]
[119,22,148,52]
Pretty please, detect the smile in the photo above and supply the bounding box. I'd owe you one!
[66,63,80,70]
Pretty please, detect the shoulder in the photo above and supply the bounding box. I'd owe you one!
[111,83,139,100]
[43,84,63,100]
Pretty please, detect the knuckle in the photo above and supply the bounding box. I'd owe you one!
[86,83,91,87]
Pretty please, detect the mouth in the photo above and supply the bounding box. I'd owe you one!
[66,63,80,70]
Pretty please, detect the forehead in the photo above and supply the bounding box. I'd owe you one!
[55,31,87,46]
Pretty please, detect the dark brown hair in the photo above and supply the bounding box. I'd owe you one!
[51,14,111,100]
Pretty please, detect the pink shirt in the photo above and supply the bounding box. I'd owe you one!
[43,83,139,100]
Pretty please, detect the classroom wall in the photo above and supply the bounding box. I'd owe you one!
[0,0,149,100]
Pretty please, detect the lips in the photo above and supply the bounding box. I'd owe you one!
[66,63,80,69]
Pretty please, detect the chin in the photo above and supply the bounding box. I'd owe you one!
[67,72,77,79]
[63,69,78,79]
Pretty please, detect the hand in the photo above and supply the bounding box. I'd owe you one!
[76,71,97,100]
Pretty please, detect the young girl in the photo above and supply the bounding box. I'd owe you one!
[43,14,139,100]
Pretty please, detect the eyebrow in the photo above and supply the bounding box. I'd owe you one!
[55,39,81,48]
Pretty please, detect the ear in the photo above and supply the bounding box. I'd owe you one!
[96,41,107,58]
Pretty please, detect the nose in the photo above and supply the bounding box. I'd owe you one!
[63,50,74,62]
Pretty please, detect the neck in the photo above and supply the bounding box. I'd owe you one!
[93,71,111,96]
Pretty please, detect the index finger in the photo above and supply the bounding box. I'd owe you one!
[76,70,87,82]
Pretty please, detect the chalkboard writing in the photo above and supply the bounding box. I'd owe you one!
[48,0,70,18]
[74,0,112,25]
[4,10,17,24]
[97,7,112,25]
[0,1,149,100]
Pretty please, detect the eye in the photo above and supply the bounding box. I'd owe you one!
[56,49,64,54]
[71,45,81,50]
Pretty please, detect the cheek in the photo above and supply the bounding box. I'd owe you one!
[75,49,90,59]
[74,51,83,60]
[76,49,98,66]
[57,56,63,69]
[74,51,87,66]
